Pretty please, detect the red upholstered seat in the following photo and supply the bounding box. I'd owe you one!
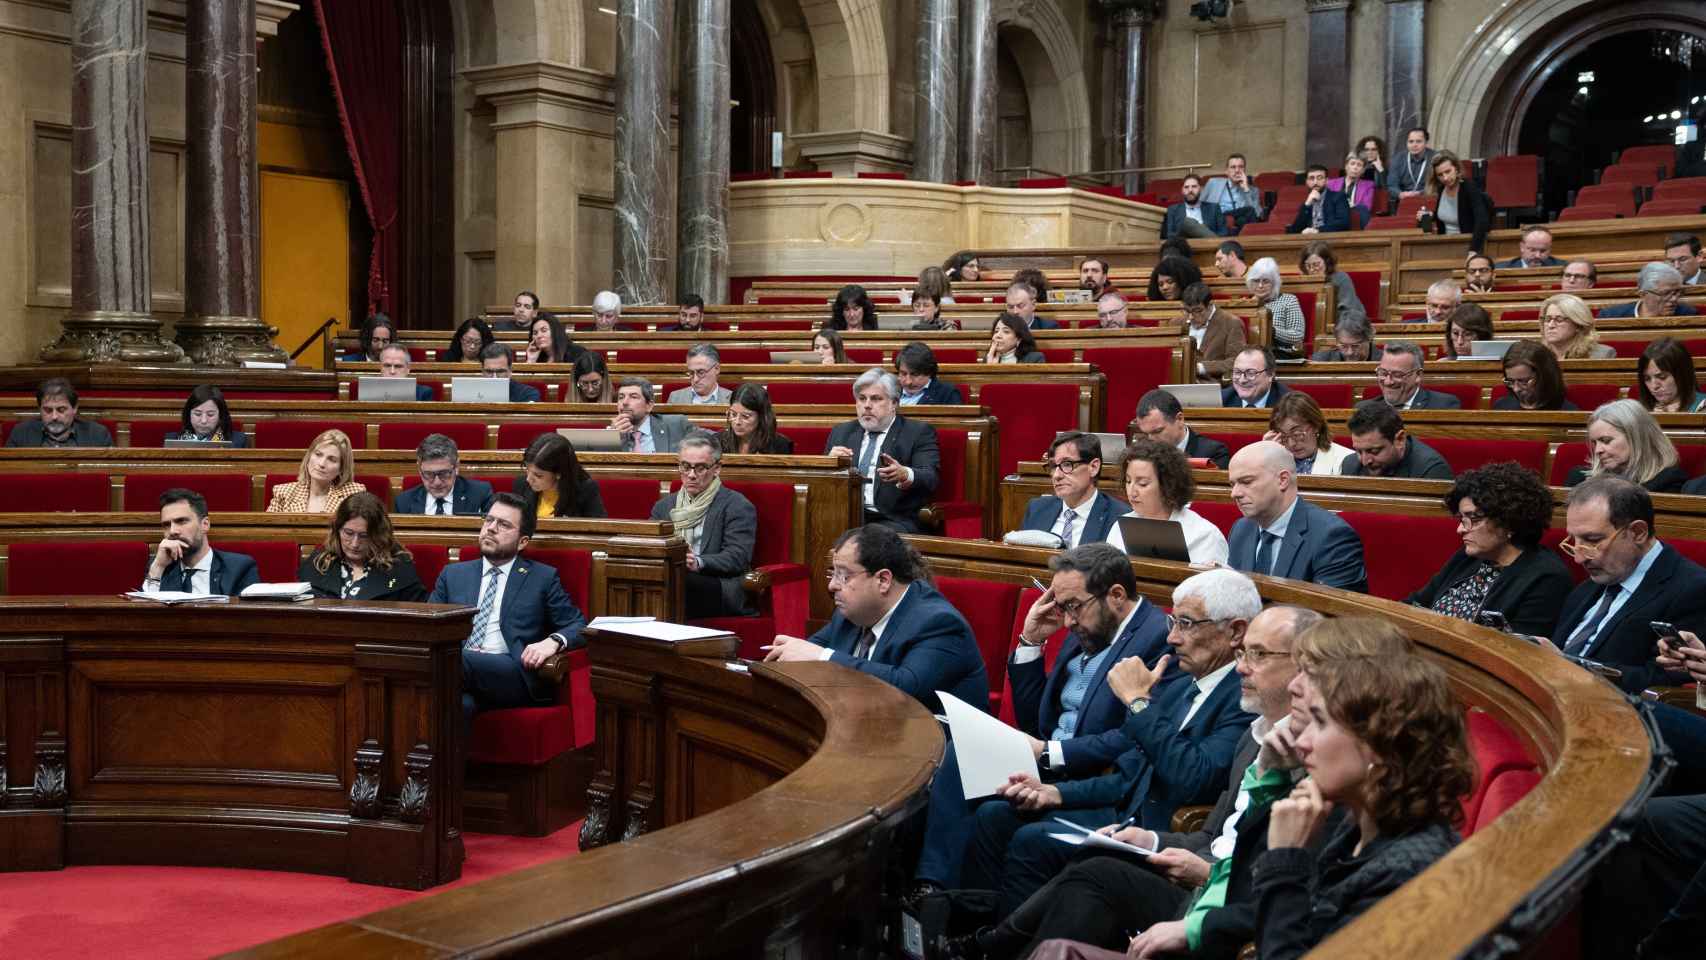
[980,382,1081,477]
[1572,182,1640,218]
[928,428,983,538]
[252,420,367,449]
[1484,154,1542,212]
[1339,511,1464,600]
[1601,339,1650,358]
[1291,290,1318,348]
[494,422,606,450]
[845,348,886,364]
[1600,163,1661,189]
[0,472,109,512]
[1273,184,1310,213]
[597,476,664,520]
[1288,383,1354,408]
[786,425,833,456]
[998,588,1067,725]
[7,540,147,595]
[123,472,252,513]
[1675,445,1706,477]
[1365,215,1409,231]
[1084,347,1177,429]
[221,540,303,583]
[1651,175,1706,202]
[691,480,811,655]
[1619,145,1677,178]
[410,543,450,594]
[1345,271,1382,317]
[767,381,856,405]
[1422,437,1548,475]
[1556,203,1621,223]
[377,421,486,452]
[1253,170,1296,194]
[1239,219,1287,236]
[1638,198,1706,218]
[737,319,814,330]
[1019,177,1069,189]
[1200,434,1260,461]
[937,576,1021,712]
[934,349,981,364]
[1190,501,1245,537]
[1470,766,1542,835]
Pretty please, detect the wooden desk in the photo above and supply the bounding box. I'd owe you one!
[0,598,469,889]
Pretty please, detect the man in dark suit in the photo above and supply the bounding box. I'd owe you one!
[1220,346,1292,409]
[1543,477,1706,694]
[895,341,963,406]
[649,431,757,618]
[4,377,113,447]
[1598,262,1699,319]
[959,567,1259,916]
[659,294,706,332]
[395,433,495,516]
[376,344,437,401]
[430,492,587,727]
[140,488,259,596]
[1006,282,1059,330]
[1160,174,1227,240]
[478,343,541,402]
[763,524,986,712]
[1226,440,1369,592]
[1016,433,1125,547]
[1135,388,1230,469]
[1286,165,1350,234]
[613,377,692,453]
[1373,341,1462,410]
[911,543,1173,898]
[822,369,940,532]
[1338,400,1454,480]
[1494,226,1567,269]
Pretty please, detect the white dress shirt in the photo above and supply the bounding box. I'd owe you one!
[144,551,212,595]
[1180,660,1237,729]
[821,583,910,660]
[1052,491,1102,548]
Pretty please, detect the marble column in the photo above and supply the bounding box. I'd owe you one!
[676,0,729,304]
[957,0,997,184]
[614,0,673,306]
[911,0,958,183]
[1384,0,1427,141]
[42,0,184,364]
[1104,2,1158,196]
[177,0,286,365]
[1304,0,1354,167]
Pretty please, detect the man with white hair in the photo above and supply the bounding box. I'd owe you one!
[1495,226,1566,269]
[823,368,940,531]
[591,290,635,331]
[1225,440,1368,592]
[1598,263,1698,319]
[1420,278,1462,323]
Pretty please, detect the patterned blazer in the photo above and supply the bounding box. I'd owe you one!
[266,479,368,514]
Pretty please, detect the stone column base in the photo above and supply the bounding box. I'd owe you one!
[39,311,186,364]
[173,316,289,366]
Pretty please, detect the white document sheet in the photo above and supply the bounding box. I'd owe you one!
[938,690,1039,799]
[123,591,229,605]
[587,616,657,627]
[1046,816,1157,856]
[596,620,729,643]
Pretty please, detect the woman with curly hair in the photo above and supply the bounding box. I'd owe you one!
[828,284,877,331]
[1406,461,1574,637]
[1104,439,1228,564]
[298,492,426,601]
[1145,255,1203,303]
[444,317,494,362]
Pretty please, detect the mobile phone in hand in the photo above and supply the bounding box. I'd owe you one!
[1651,620,1682,641]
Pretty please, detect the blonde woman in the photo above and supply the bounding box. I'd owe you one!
[1539,293,1615,360]
[266,429,367,513]
[1566,399,1687,493]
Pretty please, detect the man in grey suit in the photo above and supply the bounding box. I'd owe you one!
[612,377,691,453]
[1226,440,1368,592]
[649,430,757,618]
[664,344,733,405]
[1373,341,1462,410]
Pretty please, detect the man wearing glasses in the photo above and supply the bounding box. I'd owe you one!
[1494,226,1566,269]
[1338,399,1453,480]
[1181,283,1246,381]
[1095,292,1129,329]
[1220,347,1291,409]
[1559,259,1598,292]
[648,431,755,618]
[664,343,731,404]
[395,433,495,515]
[1598,262,1697,319]
[1225,440,1368,592]
[1370,341,1461,409]
[1015,432,1122,548]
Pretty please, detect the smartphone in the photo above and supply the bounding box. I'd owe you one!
[1651,621,1682,641]
[1475,611,1511,632]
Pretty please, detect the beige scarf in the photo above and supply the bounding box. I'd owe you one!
[670,477,722,547]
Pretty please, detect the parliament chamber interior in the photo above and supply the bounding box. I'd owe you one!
[3,0,1706,958]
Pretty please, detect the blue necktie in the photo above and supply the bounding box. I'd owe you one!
[1254,531,1278,577]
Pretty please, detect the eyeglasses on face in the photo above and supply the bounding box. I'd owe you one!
[1503,375,1537,389]
[419,468,455,483]
[826,566,872,585]
[677,462,716,476]
[1231,368,1269,381]
[1234,646,1288,665]
[1374,367,1417,381]
[1049,458,1090,474]
[1167,613,1230,633]
[1559,524,1630,562]
[1055,593,1105,618]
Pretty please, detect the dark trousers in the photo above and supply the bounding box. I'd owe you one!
[461,649,537,731]
[962,800,1118,917]
[1587,793,1706,957]
[1653,702,1706,796]
[683,570,743,619]
[916,740,983,887]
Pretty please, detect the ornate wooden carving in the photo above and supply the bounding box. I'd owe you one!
[350,740,384,819]
[620,801,650,841]
[32,745,66,806]
[398,745,432,824]
[578,787,612,849]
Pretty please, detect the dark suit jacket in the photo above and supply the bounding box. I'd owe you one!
[1310,345,1384,363]
[429,555,587,702]
[1400,387,1464,410]
[1054,668,1256,829]
[1029,317,1060,330]
[1597,301,1699,319]
[1566,464,1689,495]
[825,415,941,530]
[808,580,987,713]
[1229,497,1369,593]
[1491,394,1579,412]
[1221,380,1292,409]
[158,547,260,596]
[297,551,427,602]
[508,380,541,403]
[1012,350,1048,364]
[512,475,606,519]
[1008,601,1173,775]
[1162,201,1228,239]
[1683,474,1706,496]
[1019,491,1127,546]
[1184,429,1231,469]
[1555,543,1706,693]
[396,475,495,515]
[903,378,964,405]
[5,418,113,447]
[1286,192,1351,234]
[1406,546,1575,638]
[1422,179,1494,252]
[1338,436,1454,480]
[650,485,757,614]
[1494,256,1566,269]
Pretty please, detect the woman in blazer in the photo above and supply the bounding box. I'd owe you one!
[266,429,367,514]
[299,492,427,601]
[1264,393,1355,476]
[719,382,794,454]
[513,431,607,518]
[1417,150,1493,253]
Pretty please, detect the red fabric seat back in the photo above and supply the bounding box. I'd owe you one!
[221,540,304,583]
[123,473,252,513]
[1619,145,1676,178]
[377,422,486,452]
[767,382,856,405]
[1572,183,1639,218]
[8,540,145,595]
[980,383,1082,477]
[1557,203,1621,222]
[1600,163,1661,188]
[1651,175,1706,201]
[1273,184,1311,212]
[1422,437,1548,474]
[938,576,1021,703]
[1345,271,1382,316]
[721,482,797,566]
[597,476,665,520]
[997,587,1069,725]
[410,543,451,594]
[252,420,367,450]
[1638,198,1706,218]
[933,349,981,364]
[737,319,814,331]
[1664,537,1706,572]
[1291,291,1318,347]
[1239,220,1286,236]
[1,472,109,512]
[933,428,970,501]
[1364,215,1409,231]
[1470,769,1542,835]
[1084,347,1177,429]
[1190,501,1245,536]
[1288,383,1353,409]
[786,425,834,456]
[1338,511,1464,600]
[517,547,595,613]
[1253,171,1297,193]
[845,348,886,364]
[494,422,606,450]
[1201,434,1260,460]
[1602,339,1651,358]
[1484,155,1541,208]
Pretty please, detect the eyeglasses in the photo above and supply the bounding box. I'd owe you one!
[1234,646,1289,665]
[419,468,455,483]
[1562,272,1593,282]
[337,528,370,542]
[1099,309,1128,320]
[1540,313,1571,325]
[826,566,872,585]
[686,365,717,380]
[1454,510,1490,528]
[677,462,716,476]
[1231,368,1269,381]
[1049,458,1090,474]
[1647,288,1683,303]
[1373,367,1417,381]
[1055,593,1105,618]
[1167,613,1230,633]
[1559,525,1631,562]
[1503,375,1537,389]
[1276,427,1317,443]
[727,410,757,424]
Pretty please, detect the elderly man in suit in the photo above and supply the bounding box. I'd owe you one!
[430,492,587,728]
[1310,310,1384,363]
[664,344,732,405]
[139,488,259,596]
[1226,441,1369,592]
[1161,174,1227,240]
[1134,389,1231,469]
[1220,347,1292,410]
[612,377,692,453]
[1339,400,1454,480]
[5,377,112,447]
[376,344,438,401]
[1016,432,1125,547]
[395,433,496,516]
[477,343,541,402]
[1598,263,1699,319]
[649,431,757,618]
[1495,226,1567,269]
[823,368,941,532]
[763,524,986,712]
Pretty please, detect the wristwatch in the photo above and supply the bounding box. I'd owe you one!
[1127,696,1151,717]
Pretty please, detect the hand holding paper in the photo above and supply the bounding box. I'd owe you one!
[937,690,1040,799]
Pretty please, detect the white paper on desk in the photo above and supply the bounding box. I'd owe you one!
[587,615,657,627]
[123,590,229,605]
[1047,819,1157,856]
[938,690,1039,798]
[597,619,728,642]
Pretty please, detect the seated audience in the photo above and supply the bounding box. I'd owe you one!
[1246,258,1304,357]
[1355,134,1393,198]
[1226,441,1369,592]
[1392,126,1434,198]
[266,429,365,514]
[1339,400,1454,480]
[1418,149,1492,253]
[299,492,426,601]
[650,430,757,618]
[5,377,112,447]
[1095,292,1128,329]
[523,313,583,364]
[431,491,587,728]
[1560,259,1598,292]
[665,343,731,404]
[1441,302,1494,359]
[443,317,494,362]
[1326,153,1375,221]
[762,524,986,712]
[1147,256,1204,304]
[1463,253,1496,294]
[720,382,794,454]
[1286,165,1350,235]
[1005,279,1059,330]
[1200,153,1264,226]
[911,286,958,330]
[1495,226,1565,269]
[1013,267,1055,317]
[376,344,436,401]
[1407,461,1572,637]
[944,252,982,283]
[1263,392,1354,476]
[1222,346,1292,409]
[592,290,633,331]
[1134,388,1231,469]
[612,377,691,453]
[1078,257,1117,299]
[1599,262,1697,318]
[1162,173,1228,239]
[1213,240,1248,280]
[1018,432,1123,547]
[478,343,541,402]
[1106,440,1230,565]
[1420,278,1462,324]
[395,433,495,516]
[896,340,963,405]
[345,313,397,362]
[141,488,259,596]
[570,351,614,403]
[1374,340,1462,409]
[174,384,249,446]
[824,369,940,532]
[985,313,1046,364]
[1493,341,1578,411]
[1184,282,1247,381]
[1665,231,1703,285]
[514,431,606,518]
[660,294,705,332]
[1310,310,1381,362]
[813,327,849,364]
[1299,239,1366,324]
[1540,293,1615,360]
[1566,399,1687,493]
[829,283,877,331]
[1638,338,1706,413]
[497,291,540,332]
[918,264,955,304]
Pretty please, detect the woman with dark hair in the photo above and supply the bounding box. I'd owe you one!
[1406,461,1573,636]
[1146,256,1203,302]
[829,284,878,331]
[911,288,958,330]
[720,382,794,454]
[1355,135,1390,195]
[985,313,1044,364]
[175,384,248,447]
[1298,239,1366,324]
[943,252,981,282]
[513,432,607,518]
[571,352,614,403]
[1441,303,1494,360]
[346,313,397,362]
[917,265,954,304]
[298,492,426,601]
[1417,149,1493,253]
[524,314,583,364]
[1493,340,1577,411]
[1157,237,1194,263]
[1638,337,1706,413]
[812,327,849,364]
[1105,439,1228,564]
[444,317,494,362]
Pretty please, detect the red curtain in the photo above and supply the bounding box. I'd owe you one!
[312,0,401,317]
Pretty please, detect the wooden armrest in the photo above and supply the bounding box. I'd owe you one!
[1643,685,1705,718]
[1170,804,1214,834]
[917,505,942,531]
[742,568,772,595]
[537,650,569,684]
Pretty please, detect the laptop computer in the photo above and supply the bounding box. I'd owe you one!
[1469,340,1515,358]
[163,438,235,449]
[1115,516,1192,563]
[450,376,511,403]
[1055,429,1128,460]
[770,350,823,364]
[358,376,419,401]
[1158,383,1224,408]
[556,427,626,452]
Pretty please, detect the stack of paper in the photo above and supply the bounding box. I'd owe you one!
[239,582,315,601]
[123,591,230,605]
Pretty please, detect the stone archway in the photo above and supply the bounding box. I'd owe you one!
[797,0,889,132]
[993,0,1092,175]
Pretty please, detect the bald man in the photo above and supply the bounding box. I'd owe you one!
[1225,441,1368,593]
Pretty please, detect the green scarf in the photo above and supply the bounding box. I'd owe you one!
[670,477,722,541]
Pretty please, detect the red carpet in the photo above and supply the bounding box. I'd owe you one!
[0,825,581,959]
